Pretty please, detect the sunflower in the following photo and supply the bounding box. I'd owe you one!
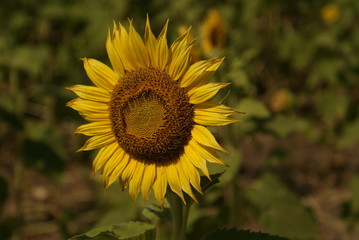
[201,9,225,57]
[67,17,241,206]
[321,3,340,24]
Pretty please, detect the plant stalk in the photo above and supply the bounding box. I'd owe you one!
[167,191,192,240]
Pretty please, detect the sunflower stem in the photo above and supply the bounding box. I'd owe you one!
[167,191,191,240]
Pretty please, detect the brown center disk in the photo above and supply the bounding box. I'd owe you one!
[109,67,194,165]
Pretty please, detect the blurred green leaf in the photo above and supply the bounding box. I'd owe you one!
[21,138,64,173]
[204,228,289,240]
[265,115,309,138]
[349,176,359,215]
[69,222,156,240]
[0,90,26,117]
[237,98,270,119]
[315,89,348,127]
[245,173,319,240]
[21,121,65,174]
[11,45,50,75]
[94,180,139,228]
[337,119,359,149]
[211,148,242,185]
[241,0,263,24]
[307,59,345,88]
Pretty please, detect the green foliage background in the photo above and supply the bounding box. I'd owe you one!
[1,0,359,239]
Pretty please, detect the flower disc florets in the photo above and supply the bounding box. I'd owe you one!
[109,67,194,165]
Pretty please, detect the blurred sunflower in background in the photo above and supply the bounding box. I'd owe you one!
[321,3,340,24]
[67,17,240,206]
[201,9,226,57]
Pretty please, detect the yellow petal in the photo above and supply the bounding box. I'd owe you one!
[111,24,130,71]
[184,140,210,179]
[145,15,158,66]
[115,153,131,188]
[153,166,167,206]
[141,164,156,202]
[165,165,185,204]
[177,160,198,203]
[120,159,138,190]
[154,19,170,70]
[103,148,128,188]
[180,57,224,88]
[75,121,112,136]
[188,82,230,104]
[191,124,228,153]
[77,133,115,152]
[191,140,228,166]
[195,102,244,116]
[181,153,202,194]
[92,142,118,174]
[79,112,109,122]
[128,20,150,68]
[188,58,224,89]
[66,98,108,114]
[129,162,145,202]
[168,27,193,80]
[118,23,138,71]
[82,58,118,92]
[106,29,125,78]
[67,85,110,103]
[194,110,239,126]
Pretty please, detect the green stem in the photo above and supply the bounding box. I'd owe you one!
[167,191,192,240]
[180,202,191,236]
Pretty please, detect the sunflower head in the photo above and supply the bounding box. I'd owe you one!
[67,17,241,206]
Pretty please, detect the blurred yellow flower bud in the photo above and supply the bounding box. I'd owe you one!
[270,89,293,112]
[200,9,225,57]
[321,3,340,24]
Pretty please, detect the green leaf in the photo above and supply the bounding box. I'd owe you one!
[265,115,309,138]
[203,228,289,240]
[237,98,270,119]
[349,176,359,215]
[94,188,138,229]
[338,119,359,149]
[142,204,171,221]
[11,45,50,75]
[209,148,242,186]
[265,115,297,138]
[307,59,345,89]
[21,139,65,173]
[180,172,225,205]
[245,173,319,240]
[314,89,348,127]
[21,121,66,174]
[69,222,156,240]
[200,172,224,193]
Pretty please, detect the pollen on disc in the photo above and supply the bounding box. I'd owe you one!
[124,93,166,138]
